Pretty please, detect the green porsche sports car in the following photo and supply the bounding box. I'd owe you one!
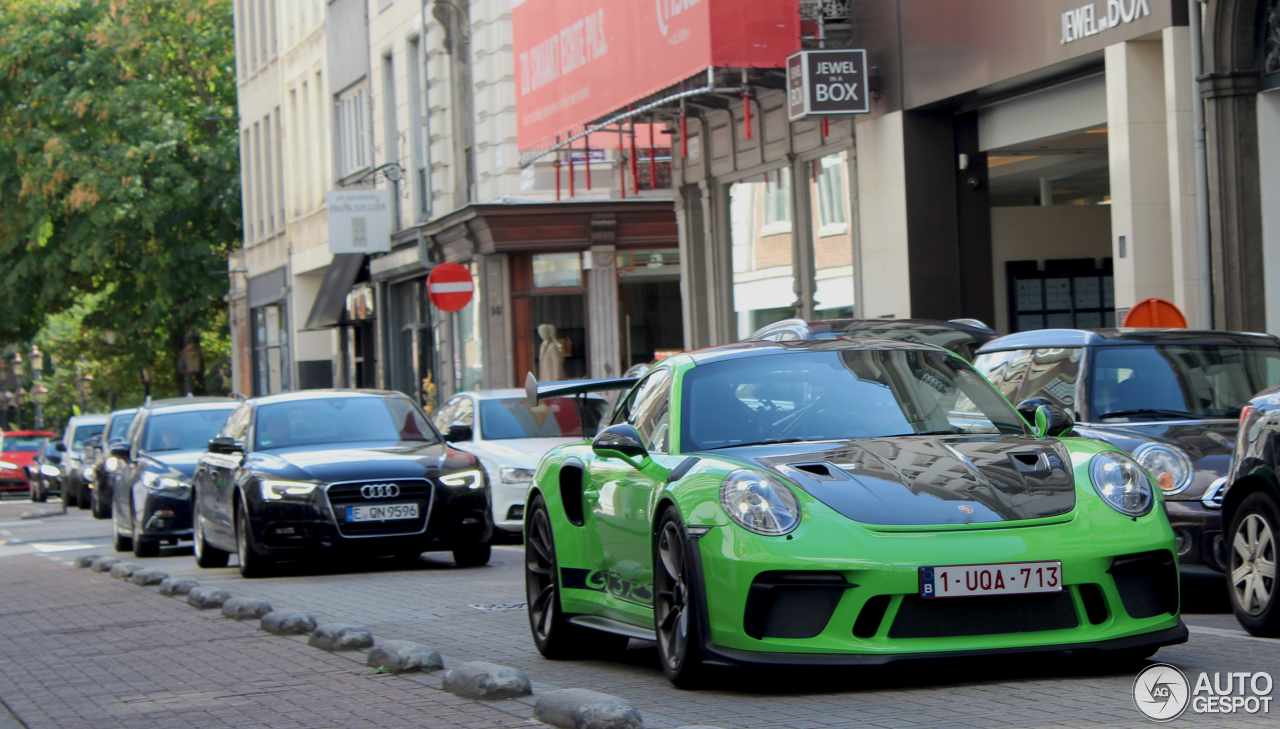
[522,339,1187,687]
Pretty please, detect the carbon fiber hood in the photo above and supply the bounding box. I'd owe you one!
[728,436,1076,527]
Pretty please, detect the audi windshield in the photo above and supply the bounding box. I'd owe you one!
[254,397,439,451]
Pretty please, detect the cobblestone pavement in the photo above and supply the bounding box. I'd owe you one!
[3,501,1278,728]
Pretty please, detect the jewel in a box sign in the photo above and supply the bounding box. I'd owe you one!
[327,190,392,254]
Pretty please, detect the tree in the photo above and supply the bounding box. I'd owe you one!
[0,0,239,395]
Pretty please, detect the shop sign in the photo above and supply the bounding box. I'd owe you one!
[513,0,798,149]
[327,190,391,254]
[786,49,870,121]
[1060,0,1151,44]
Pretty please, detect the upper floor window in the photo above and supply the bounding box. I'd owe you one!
[338,87,369,177]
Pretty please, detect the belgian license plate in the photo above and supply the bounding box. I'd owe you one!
[346,502,418,522]
[920,561,1062,598]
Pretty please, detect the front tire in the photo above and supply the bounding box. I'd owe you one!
[76,483,91,510]
[654,506,706,689]
[132,516,159,558]
[525,495,628,659]
[193,495,229,568]
[1227,493,1280,636]
[452,544,492,568]
[112,508,132,553]
[31,480,46,503]
[63,479,78,507]
[236,499,272,578]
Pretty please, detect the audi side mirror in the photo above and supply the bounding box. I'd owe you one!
[592,424,649,466]
[109,443,132,459]
[207,436,244,454]
[83,435,101,449]
[445,423,473,443]
[56,443,66,453]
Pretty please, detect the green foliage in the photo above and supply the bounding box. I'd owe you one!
[0,0,240,402]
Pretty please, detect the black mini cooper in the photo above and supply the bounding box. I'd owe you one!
[190,390,493,577]
[974,328,1280,577]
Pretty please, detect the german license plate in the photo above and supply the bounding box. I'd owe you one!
[346,502,418,522]
[920,561,1062,598]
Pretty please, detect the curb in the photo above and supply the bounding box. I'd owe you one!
[73,552,684,728]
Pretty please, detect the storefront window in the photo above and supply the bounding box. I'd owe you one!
[730,167,795,339]
[251,303,290,395]
[808,152,855,320]
[455,263,483,392]
[617,248,684,369]
[532,252,582,288]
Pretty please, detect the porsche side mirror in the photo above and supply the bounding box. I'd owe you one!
[1026,403,1074,439]
[109,443,132,459]
[445,423,473,442]
[592,424,649,465]
[207,436,243,454]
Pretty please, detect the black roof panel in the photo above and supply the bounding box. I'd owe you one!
[977,328,1280,353]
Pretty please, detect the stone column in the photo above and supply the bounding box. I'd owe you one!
[853,112,912,319]
[478,253,513,388]
[587,237,620,379]
[1106,39,1175,316]
[1163,25,1208,328]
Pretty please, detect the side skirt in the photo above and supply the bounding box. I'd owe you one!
[568,615,657,642]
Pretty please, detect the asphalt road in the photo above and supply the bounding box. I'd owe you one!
[1,499,1276,729]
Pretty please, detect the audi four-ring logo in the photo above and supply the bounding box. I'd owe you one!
[360,483,400,499]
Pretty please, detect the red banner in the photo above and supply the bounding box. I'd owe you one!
[513,0,798,150]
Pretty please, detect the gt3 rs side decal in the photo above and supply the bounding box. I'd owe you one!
[560,567,654,603]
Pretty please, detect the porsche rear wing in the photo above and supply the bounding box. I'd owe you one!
[524,372,638,408]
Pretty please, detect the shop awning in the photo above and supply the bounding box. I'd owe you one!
[302,253,365,330]
[512,0,797,152]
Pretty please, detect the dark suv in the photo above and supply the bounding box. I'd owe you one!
[974,328,1280,577]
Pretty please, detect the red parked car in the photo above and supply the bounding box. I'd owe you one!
[0,430,58,496]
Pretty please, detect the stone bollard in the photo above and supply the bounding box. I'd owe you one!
[366,640,444,674]
[73,554,102,568]
[109,563,142,580]
[89,557,121,573]
[260,610,318,636]
[441,661,532,700]
[221,597,274,621]
[308,624,374,652]
[128,569,169,586]
[158,577,199,596]
[533,689,644,729]
[186,587,232,609]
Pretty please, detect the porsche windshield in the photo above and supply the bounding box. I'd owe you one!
[254,397,438,451]
[1090,344,1280,420]
[681,348,1028,451]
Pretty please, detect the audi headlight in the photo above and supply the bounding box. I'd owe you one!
[440,469,485,490]
[1132,443,1193,495]
[719,469,801,536]
[141,472,189,497]
[82,467,95,482]
[40,464,60,477]
[1089,451,1154,517]
[105,456,120,472]
[260,480,317,501]
[499,467,535,484]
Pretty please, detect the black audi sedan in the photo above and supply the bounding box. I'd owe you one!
[974,328,1280,577]
[111,398,238,557]
[189,390,493,578]
[88,407,138,519]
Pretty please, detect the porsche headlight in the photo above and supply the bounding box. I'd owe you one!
[1132,443,1193,495]
[260,480,318,501]
[1089,451,1154,517]
[719,469,801,536]
[141,472,189,497]
[499,467,535,484]
[440,469,485,490]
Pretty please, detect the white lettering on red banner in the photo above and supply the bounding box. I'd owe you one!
[520,8,609,97]
[1061,0,1151,44]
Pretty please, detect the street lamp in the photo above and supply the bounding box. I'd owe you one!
[77,373,94,413]
[180,341,200,396]
[28,346,44,430]
[139,367,153,401]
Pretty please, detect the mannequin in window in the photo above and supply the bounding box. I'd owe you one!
[538,323,565,382]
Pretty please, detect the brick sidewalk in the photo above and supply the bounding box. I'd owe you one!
[0,554,529,729]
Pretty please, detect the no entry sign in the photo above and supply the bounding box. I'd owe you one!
[426,263,475,312]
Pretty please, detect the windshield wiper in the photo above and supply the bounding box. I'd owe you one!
[1099,408,1198,420]
[706,438,807,450]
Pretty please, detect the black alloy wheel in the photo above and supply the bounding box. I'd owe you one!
[525,495,627,659]
[63,479,77,508]
[91,487,111,519]
[236,499,272,578]
[111,506,132,553]
[452,544,492,568]
[1227,493,1280,636]
[77,482,91,510]
[31,478,45,503]
[654,506,706,688]
[132,512,159,558]
[193,494,229,568]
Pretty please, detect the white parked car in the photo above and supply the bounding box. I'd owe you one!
[432,389,608,536]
